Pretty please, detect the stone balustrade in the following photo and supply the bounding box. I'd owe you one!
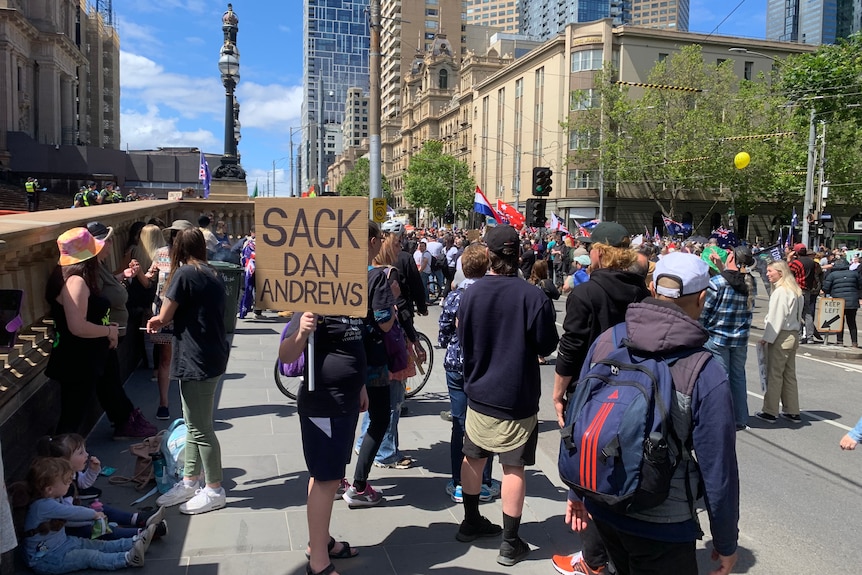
[0,199,254,480]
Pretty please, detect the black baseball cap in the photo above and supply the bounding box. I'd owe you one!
[485,225,519,256]
[578,222,630,247]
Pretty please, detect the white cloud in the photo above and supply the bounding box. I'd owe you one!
[120,105,218,150]
[237,82,303,129]
[120,51,223,118]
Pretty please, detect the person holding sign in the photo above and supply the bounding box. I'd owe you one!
[342,222,398,507]
[821,255,862,347]
[757,260,804,424]
[279,309,368,575]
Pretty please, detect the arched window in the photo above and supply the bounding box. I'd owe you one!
[652,211,664,233]
[710,212,721,231]
[438,69,448,90]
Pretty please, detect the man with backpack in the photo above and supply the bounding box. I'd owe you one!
[560,252,739,575]
[552,222,649,575]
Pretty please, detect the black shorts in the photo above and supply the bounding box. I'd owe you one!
[300,412,359,481]
[462,422,539,467]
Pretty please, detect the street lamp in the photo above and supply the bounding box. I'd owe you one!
[213,4,246,181]
[728,47,779,62]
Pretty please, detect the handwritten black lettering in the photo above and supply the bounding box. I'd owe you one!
[337,209,361,248]
[314,209,336,248]
[262,208,287,246]
[283,253,300,276]
[290,209,313,247]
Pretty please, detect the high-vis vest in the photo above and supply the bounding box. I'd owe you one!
[25,181,35,194]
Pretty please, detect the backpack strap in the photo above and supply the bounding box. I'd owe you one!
[665,348,712,525]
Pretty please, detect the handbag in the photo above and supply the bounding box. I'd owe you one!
[277,321,306,377]
[382,267,409,372]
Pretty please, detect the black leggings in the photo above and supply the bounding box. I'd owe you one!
[839,309,858,344]
[57,347,134,433]
[352,385,392,484]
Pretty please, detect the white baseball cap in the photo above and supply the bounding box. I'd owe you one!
[653,252,710,298]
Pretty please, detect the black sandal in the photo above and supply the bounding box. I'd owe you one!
[306,562,336,575]
[305,536,359,560]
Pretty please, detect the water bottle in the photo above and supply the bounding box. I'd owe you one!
[151,451,170,494]
[643,432,668,464]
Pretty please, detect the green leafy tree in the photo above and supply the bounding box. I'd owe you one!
[403,140,476,220]
[336,157,394,206]
[568,45,804,225]
[777,33,862,206]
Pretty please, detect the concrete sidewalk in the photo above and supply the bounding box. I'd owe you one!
[34,297,823,575]
[57,313,578,575]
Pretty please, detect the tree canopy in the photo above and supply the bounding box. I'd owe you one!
[336,157,394,205]
[403,140,476,219]
[568,44,804,222]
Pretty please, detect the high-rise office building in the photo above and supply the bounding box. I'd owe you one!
[301,0,369,191]
[381,0,464,120]
[519,0,689,41]
[765,0,861,44]
[630,0,689,30]
[464,0,520,33]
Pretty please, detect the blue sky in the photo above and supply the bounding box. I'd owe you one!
[115,1,767,197]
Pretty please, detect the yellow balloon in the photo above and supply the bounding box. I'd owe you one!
[734,151,751,170]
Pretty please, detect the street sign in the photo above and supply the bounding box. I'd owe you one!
[815,297,845,334]
[372,198,387,223]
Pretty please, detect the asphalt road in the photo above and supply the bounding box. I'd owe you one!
[413,289,862,574]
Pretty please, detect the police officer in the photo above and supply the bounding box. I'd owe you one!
[25,177,38,211]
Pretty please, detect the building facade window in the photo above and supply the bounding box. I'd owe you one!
[568,169,594,189]
[439,69,448,89]
[571,48,603,73]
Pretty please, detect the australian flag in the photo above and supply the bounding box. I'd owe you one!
[711,226,739,249]
[662,215,684,236]
[199,151,211,199]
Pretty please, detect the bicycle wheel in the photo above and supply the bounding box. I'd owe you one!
[405,331,434,398]
[427,278,441,303]
[273,360,302,400]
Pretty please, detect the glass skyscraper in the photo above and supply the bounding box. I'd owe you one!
[766,0,861,44]
[519,0,689,41]
[301,0,370,192]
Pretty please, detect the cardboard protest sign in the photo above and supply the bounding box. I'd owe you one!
[254,197,368,316]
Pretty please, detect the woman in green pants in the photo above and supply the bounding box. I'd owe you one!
[147,228,230,515]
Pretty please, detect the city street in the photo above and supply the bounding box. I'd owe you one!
[65,286,861,575]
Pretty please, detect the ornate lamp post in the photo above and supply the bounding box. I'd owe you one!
[213,4,245,181]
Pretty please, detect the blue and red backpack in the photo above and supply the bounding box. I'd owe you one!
[559,323,711,514]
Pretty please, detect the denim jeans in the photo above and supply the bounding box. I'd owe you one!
[66,504,138,541]
[419,271,430,301]
[29,536,133,574]
[446,370,491,485]
[705,340,749,427]
[355,379,404,464]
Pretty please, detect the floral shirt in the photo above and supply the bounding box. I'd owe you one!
[437,278,476,372]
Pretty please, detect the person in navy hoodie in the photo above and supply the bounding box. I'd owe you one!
[454,225,559,567]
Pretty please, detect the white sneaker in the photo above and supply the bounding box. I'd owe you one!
[156,481,199,507]
[179,487,226,515]
[125,537,146,568]
[132,524,156,554]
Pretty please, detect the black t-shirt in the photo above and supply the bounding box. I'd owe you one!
[363,266,396,368]
[286,314,367,417]
[165,263,229,380]
[46,290,111,381]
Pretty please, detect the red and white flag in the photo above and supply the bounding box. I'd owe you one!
[496,199,525,229]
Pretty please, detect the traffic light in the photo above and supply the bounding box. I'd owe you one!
[532,167,553,197]
[525,198,547,228]
[443,205,454,225]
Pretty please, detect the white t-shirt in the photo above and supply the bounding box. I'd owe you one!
[425,240,444,259]
[413,249,432,273]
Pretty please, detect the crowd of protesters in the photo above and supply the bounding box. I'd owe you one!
[7,210,862,575]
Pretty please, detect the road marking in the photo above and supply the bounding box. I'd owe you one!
[745,389,852,431]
